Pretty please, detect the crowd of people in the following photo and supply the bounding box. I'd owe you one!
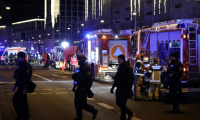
[12,50,183,120]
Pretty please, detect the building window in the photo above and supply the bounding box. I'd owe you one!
[66,17,71,22]
[72,6,77,11]
[72,17,77,22]
[79,12,83,17]
[73,23,77,28]
[79,1,83,5]
[73,1,77,5]
[61,11,65,16]
[67,6,71,10]
[61,5,65,10]
[67,12,71,16]
[78,17,83,22]
[67,23,71,27]
[78,6,83,11]
[67,0,71,5]
[61,0,65,4]
[73,12,77,16]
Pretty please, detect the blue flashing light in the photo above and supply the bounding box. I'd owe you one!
[74,81,77,85]
[86,34,91,39]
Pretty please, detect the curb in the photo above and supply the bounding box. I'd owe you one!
[0,106,2,120]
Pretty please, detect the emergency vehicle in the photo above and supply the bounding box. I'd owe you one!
[83,29,133,80]
[0,47,26,65]
[52,46,77,69]
[132,19,200,87]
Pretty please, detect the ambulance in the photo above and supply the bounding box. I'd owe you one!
[132,19,200,87]
[83,29,133,80]
[0,47,26,65]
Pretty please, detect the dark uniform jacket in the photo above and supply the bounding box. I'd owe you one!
[72,63,93,94]
[167,59,183,84]
[113,61,134,91]
[13,61,32,89]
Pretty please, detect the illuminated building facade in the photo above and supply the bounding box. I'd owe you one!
[12,19,45,53]
[45,0,85,48]
[112,0,135,30]
[139,0,200,27]
[0,25,12,48]
[84,0,112,31]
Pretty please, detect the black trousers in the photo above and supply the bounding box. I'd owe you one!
[12,88,30,119]
[169,83,180,110]
[116,91,133,120]
[74,91,96,119]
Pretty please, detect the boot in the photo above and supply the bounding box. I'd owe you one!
[92,109,98,119]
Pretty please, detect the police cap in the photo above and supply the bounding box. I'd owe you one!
[140,50,146,54]
[77,55,86,62]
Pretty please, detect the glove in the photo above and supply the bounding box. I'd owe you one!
[23,88,27,95]
[12,86,16,91]
[110,87,114,94]
[72,86,76,92]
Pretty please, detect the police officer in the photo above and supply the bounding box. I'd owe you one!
[147,58,164,101]
[134,50,146,100]
[13,52,32,120]
[110,54,134,120]
[72,55,98,120]
[167,52,183,113]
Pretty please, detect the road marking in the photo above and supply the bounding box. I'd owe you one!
[33,74,53,82]
[7,93,14,95]
[42,89,53,90]
[4,90,12,91]
[68,88,72,89]
[99,91,109,93]
[97,103,115,109]
[28,93,37,95]
[35,89,39,90]
[56,92,68,94]
[51,74,67,78]
[40,93,52,94]
[56,88,66,90]
[87,98,95,100]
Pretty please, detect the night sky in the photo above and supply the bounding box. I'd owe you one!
[0,0,44,25]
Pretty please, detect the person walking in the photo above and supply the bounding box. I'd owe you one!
[13,52,32,120]
[72,55,98,120]
[110,54,134,120]
[167,52,183,113]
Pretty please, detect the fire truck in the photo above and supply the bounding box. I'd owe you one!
[83,29,133,80]
[52,45,77,69]
[132,19,200,87]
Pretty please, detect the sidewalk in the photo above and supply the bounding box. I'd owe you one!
[0,85,14,120]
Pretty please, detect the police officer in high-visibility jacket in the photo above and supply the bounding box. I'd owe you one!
[147,58,164,101]
[134,50,146,100]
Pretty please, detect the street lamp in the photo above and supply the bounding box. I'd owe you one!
[0,16,2,19]
[67,28,70,42]
[62,42,69,48]
[6,7,10,10]
[133,12,137,31]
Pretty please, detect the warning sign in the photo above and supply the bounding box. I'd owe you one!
[109,40,127,63]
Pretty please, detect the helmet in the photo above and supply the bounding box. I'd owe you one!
[153,58,158,63]
[77,55,86,63]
